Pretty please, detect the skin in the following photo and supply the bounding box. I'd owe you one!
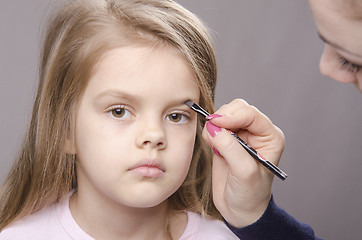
[203,99,285,227]
[211,0,362,229]
[69,44,199,240]
[67,2,362,233]
[309,0,362,92]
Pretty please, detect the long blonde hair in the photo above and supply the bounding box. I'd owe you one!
[0,0,218,230]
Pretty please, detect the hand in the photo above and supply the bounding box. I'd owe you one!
[202,99,285,228]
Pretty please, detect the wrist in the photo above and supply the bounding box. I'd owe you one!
[225,207,267,228]
[223,195,271,228]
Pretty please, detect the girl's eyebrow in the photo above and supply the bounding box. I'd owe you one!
[318,32,362,58]
[94,89,134,101]
[94,89,199,107]
[167,98,200,109]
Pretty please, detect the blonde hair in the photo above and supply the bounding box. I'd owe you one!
[0,0,218,230]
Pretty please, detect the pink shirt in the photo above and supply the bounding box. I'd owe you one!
[0,193,238,240]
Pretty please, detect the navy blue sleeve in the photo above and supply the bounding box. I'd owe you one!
[224,195,323,240]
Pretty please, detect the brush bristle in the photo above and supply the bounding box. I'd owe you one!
[184,100,194,107]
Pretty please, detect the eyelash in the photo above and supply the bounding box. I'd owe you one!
[105,105,133,119]
[105,105,191,123]
[166,112,191,123]
[338,57,362,73]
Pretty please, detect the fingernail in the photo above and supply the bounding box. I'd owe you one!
[206,114,223,120]
[206,121,221,137]
[212,146,221,156]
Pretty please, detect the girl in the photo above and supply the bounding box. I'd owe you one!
[1,0,308,239]
[0,0,237,239]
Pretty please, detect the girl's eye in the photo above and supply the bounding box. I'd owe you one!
[167,113,188,123]
[106,106,132,119]
[338,57,362,73]
[111,108,126,118]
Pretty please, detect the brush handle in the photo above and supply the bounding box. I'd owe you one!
[229,131,288,181]
[185,101,288,181]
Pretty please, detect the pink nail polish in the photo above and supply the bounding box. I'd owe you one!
[206,121,221,137]
[212,147,221,156]
[206,114,223,120]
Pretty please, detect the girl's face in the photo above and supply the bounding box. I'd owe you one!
[309,0,362,92]
[73,44,200,209]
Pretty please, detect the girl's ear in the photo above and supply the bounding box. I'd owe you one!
[64,138,76,155]
[64,111,77,154]
[64,122,76,154]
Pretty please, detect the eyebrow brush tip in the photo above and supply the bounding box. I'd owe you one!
[184,100,194,107]
[184,100,210,118]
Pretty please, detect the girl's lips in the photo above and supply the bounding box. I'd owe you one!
[128,159,165,178]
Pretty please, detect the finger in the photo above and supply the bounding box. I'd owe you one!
[210,100,285,158]
[203,121,262,177]
[211,99,275,137]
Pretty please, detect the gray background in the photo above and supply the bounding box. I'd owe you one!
[1,0,361,239]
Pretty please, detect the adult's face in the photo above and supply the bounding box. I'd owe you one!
[309,0,362,92]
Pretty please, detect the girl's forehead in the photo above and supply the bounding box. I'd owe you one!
[83,44,200,103]
[91,43,192,78]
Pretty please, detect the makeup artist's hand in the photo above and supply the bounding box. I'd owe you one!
[202,99,285,228]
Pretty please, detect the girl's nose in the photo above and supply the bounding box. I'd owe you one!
[135,122,167,150]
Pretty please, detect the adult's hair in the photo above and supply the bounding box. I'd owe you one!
[0,0,217,230]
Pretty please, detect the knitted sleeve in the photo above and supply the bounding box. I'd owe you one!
[224,195,323,240]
